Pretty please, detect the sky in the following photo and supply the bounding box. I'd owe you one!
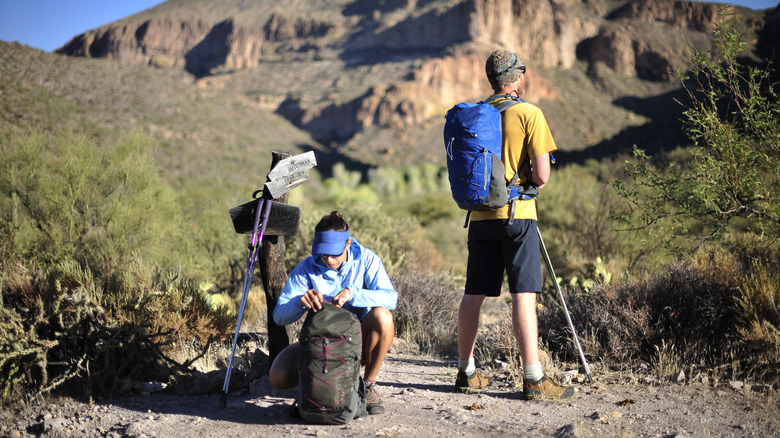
[0,1,165,52]
[0,0,777,53]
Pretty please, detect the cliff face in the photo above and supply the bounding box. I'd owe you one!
[58,0,593,72]
[56,0,768,158]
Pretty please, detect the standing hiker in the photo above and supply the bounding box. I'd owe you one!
[455,49,574,400]
[270,211,397,415]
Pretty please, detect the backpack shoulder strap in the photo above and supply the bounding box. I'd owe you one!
[492,96,528,202]
[481,95,525,112]
[495,97,524,113]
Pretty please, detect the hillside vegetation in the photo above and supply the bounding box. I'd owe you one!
[1,1,779,408]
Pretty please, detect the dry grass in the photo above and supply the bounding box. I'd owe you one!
[547,244,780,385]
[391,268,460,356]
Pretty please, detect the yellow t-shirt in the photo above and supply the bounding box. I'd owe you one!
[471,96,558,221]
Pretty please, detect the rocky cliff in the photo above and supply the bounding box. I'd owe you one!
[56,0,771,164]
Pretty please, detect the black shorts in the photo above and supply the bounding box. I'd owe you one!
[465,219,542,296]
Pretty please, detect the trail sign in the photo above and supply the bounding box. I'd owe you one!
[264,151,317,198]
[229,200,301,236]
[264,170,310,199]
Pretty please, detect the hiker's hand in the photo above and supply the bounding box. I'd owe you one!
[332,288,351,307]
[300,289,325,311]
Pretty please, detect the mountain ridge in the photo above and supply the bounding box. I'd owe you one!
[9,0,777,173]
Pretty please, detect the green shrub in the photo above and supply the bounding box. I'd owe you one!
[0,258,235,402]
[539,159,657,280]
[0,129,180,272]
[612,17,780,251]
[407,193,458,226]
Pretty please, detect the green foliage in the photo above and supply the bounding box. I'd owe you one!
[407,193,458,226]
[538,159,655,280]
[322,163,378,206]
[0,128,242,402]
[368,166,407,198]
[0,129,180,272]
[0,258,235,401]
[613,18,780,251]
[285,205,443,275]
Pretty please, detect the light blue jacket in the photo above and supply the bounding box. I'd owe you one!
[273,238,397,326]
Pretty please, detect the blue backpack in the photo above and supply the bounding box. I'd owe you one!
[443,95,537,223]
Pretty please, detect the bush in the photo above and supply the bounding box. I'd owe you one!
[735,260,780,383]
[612,17,780,251]
[391,268,460,356]
[548,245,780,384]
[0,258,235,402]
[0,129,179,272]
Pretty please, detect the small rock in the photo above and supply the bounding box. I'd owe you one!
[143,381,167,392]
[554,424,580,438]
[671,370,685,384]
[249,375,274,396]
[493,358,509,369]
[557,370,579,385]
[751,384,771,393]
[729,380,744,390]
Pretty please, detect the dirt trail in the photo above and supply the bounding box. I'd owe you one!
[4,353,779,438]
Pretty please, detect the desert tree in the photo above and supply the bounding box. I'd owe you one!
[612,15,779,253]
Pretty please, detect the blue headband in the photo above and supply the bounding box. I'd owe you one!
[311,231,350,257]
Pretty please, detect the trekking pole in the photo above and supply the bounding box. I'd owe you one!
[537,227,593,383]
[221,192,273,407]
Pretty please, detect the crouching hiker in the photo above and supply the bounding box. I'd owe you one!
[270,211,397,417]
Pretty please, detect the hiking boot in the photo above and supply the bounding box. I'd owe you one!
[455,369,491,392]
[365,383,385,415]
[523,375,575,400]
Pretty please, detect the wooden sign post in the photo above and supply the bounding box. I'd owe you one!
[258,151,316,366]
[225,150,317,388]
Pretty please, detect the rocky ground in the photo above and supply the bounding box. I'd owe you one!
[3,353,778,438]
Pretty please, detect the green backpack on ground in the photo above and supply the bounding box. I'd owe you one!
[297,302,366,424]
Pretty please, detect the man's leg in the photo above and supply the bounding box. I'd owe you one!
[457,294,485,364]
[455,293,491,390]
[511,292,575,400]
[361,307,394,382]
[269,342,302,389]
[511,292,540,367]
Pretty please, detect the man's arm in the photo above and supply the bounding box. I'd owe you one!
[531,152,551,189]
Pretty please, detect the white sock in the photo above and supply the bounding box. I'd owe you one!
[524,362,544,382]
[458,358,476,375]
